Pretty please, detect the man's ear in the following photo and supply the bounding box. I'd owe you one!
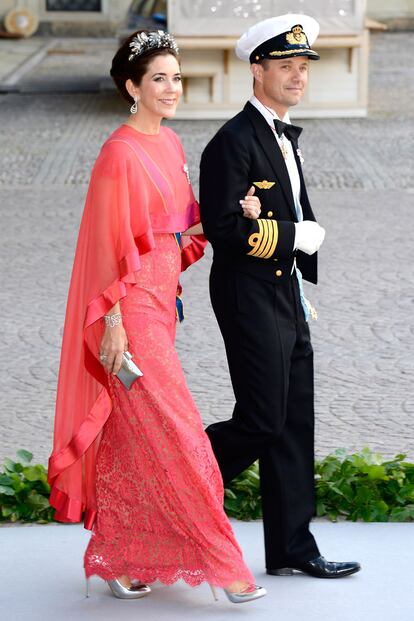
[250,63,263,85]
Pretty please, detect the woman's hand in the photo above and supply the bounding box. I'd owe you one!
[240,185,261,219]
[99,323,128,375]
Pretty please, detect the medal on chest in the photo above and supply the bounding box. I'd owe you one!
[279,136,289,160]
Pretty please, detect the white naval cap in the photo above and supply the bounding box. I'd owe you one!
[236,13,320,63]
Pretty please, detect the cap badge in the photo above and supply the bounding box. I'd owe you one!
[286,24,307,46]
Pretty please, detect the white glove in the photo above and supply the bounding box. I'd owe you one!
[294,221,325,255]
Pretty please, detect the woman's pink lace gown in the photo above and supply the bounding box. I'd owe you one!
[84,233,254,588]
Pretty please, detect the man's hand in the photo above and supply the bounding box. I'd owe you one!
[240,185,261,220]
[294,221,325,255]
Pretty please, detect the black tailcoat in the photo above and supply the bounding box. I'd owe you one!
[199,101,320,568]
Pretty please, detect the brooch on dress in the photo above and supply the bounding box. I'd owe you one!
[183,163,190,183]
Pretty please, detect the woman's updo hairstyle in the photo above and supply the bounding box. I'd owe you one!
[110,30,180,105]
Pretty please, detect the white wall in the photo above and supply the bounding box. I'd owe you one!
[367,0,414,19]
[1,0,413,31]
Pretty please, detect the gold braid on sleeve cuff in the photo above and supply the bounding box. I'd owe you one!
[247,218,279,259]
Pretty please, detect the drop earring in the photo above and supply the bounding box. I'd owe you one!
[130,95,139,114]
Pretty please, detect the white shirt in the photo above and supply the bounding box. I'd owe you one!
[249,95,303,222]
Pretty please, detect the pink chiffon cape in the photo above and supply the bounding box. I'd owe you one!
[48,124,206,529]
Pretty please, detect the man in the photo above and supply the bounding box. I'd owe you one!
[199,14,360,579]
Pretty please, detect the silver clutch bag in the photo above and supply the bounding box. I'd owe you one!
[116,351,143,390]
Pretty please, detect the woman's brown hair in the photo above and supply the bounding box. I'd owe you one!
[110,30,180,105]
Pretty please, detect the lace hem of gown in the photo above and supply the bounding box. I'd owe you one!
[84,555,249,589]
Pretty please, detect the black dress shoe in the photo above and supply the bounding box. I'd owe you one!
[267,555,361,579]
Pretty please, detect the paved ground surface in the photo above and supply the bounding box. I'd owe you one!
[0,37,115,91]
[0,32,413,466]
[1,520,412,621]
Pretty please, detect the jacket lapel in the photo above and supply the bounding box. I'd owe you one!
[244,101,297,221]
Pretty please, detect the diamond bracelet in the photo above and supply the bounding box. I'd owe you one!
[104,313,122,328]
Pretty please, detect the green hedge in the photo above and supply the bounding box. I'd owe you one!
[225,448,414,522]
[0,450,54,523]
[1,448,414,524]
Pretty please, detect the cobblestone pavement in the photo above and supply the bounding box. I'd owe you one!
[0,32,413,465]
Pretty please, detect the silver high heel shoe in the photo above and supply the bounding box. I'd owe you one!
[85,577,151,599]
[209,583,267,604]
[107,579,151,599]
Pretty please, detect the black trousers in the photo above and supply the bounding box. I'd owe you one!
[206,261,320,568]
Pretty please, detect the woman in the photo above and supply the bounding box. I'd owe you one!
[48,30,265,604]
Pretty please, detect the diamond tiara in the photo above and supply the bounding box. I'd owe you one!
[128,30,179,61]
